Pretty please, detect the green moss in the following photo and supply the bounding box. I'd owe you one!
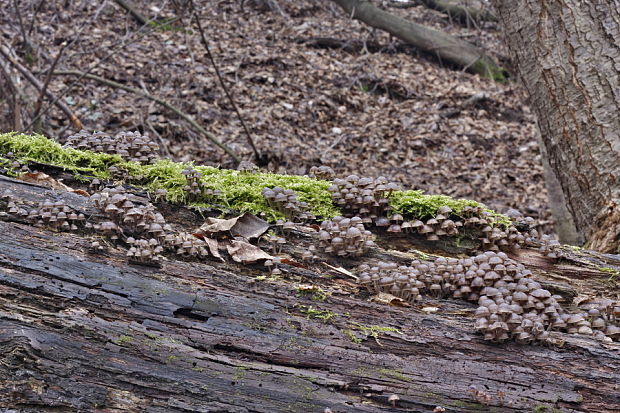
[598,267,620,281]
[532,405,563,413]
[0,132,512,226]
[116,335,133,345]
[295,305,337,322]
[295,285,330,301]
[350,322,402,345]
[343,329,362,344]
[0,131,122,178]
[378,368,411,382]
[390,190,512,227]
[449,399,488,409]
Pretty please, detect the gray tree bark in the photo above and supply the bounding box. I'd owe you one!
[492,0,620,252]
[1,174,620,412]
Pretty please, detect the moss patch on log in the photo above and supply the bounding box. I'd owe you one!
[0,132,511,225]
[390,190,511,227]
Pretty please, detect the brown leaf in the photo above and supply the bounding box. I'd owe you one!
[18,172,73,191]
[370,292,411,307]
[198,213,269,240]
[203,238,223,261]
[226,240,274,263]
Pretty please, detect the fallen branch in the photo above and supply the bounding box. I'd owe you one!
[113,0,149,25]
[53,70,241,165]
[23,9,160,135]
[331,0,505,79]
[1,171,619,412]
[189,0,262,164]
[31,42,69,134]
[0,57,22,130]
[0,43,82,130]
[388,0,497,25]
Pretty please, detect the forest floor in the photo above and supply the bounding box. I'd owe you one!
[0,0,551,230]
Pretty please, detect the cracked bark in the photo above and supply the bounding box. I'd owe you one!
[0,174,619,412]
[492,0,620,252]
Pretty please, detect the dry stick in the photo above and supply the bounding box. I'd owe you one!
[20,1,110,132]
[27,0,46,36]
[113,0,150,25]
[54,70,240,164]
[0,44,82,130]
[13,0,33,56]
[31,42,69,133]
[0,61,22,130]
[189,0,261,163]
[24,11,165,132]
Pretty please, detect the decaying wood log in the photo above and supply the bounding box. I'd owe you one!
[0,174,619,412]
[330,0,505,79]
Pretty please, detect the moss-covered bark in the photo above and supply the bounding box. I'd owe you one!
[0,132,510,225]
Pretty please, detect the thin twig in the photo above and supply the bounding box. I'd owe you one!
[189,0,261,163]
[24,6,160,131]
[54,70,240,164]
[27,0,46,36]
[22,1,111,131]
[0,43,82,130]
[13,0,33,55]
[0,61,22,130]
[113,0,150,25]
[31,42,69,133]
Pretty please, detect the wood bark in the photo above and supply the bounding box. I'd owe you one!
[492,0,620,252]
[331,0,505,79]
[0,174,619,412]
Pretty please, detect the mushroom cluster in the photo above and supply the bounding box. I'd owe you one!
[386,205,460,240]
[89,187,220,263]
[0,191,87,231]
[262,187,316,222]
[316,216,375,256]
[385,205,525,251]
[309,165,335,180]
[538,234,563,259]
[126,237,163,264]
[0,152,29,174]
[90,187,170,239]
[65,130,160,164]
[237,160,259,172]
[357,260,432,302]
[24,199,85,231]
[357,251,619,343]
[164,231,213,258]
[328,175,399,225]
[182,166,221,202]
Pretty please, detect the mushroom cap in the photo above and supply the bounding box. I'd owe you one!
[530,289,551,299]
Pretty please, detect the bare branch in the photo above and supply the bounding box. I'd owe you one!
[31,42,70,133]
[189,0,262,163]
[0,43,82,130]
[54,70,241,164]
[113,0,150,25]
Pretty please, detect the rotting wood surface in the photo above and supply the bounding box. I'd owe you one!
[0,176,619,412]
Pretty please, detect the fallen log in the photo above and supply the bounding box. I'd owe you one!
[330,0,506,79]
[0,170,619,412]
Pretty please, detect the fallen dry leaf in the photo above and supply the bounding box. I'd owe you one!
[203,238,223,261]
[226,240,274,263]
[18,172,73,191]
[370,292,411,307]
[198,213,269,240]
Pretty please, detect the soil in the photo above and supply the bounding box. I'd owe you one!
[0,0,552,229]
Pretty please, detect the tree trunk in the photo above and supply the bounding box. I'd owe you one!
[331,0,505,79]
[492,0,620,252]
[1,174,620,412]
